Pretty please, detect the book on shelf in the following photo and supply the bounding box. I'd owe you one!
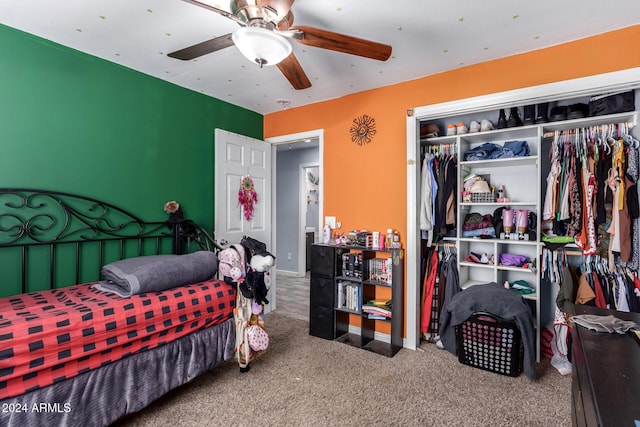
[337,281,360,311]
[362,298,392,318]
[364,299,392,308]
[362,306,391,315]
[367,258,392,284]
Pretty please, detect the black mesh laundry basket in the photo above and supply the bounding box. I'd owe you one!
[455,312,523,377]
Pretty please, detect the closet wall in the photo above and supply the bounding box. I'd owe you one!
[413,89,640,358]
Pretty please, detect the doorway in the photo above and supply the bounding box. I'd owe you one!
[267,130,323,319]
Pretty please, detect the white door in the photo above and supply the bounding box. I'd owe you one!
[214,129,275,313]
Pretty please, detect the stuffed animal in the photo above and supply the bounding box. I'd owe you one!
[218,244,246,281]
[249,254,275,273]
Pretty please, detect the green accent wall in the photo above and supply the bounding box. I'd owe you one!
[0,25,263,296]
[0,24,262,230]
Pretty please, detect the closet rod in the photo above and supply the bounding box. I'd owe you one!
[563,250,584,257]
[431,242,456,248]
[542,248,585,257]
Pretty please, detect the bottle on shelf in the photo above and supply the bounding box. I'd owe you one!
[386,229,394,249]
[322,223,331,244]
[372,231,380,249]
[392,231,401,249]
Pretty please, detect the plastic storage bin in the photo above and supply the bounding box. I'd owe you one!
[455,312,522,377]
[470,192,496,203]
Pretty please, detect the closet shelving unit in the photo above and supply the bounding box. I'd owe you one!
[455,125,541,296]
[421,109,638,362]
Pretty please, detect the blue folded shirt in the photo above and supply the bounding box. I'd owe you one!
[464,140,530,161]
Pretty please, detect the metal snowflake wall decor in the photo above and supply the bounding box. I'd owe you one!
[350,114,377,146]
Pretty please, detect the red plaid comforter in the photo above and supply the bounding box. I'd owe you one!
[0,280,235,399]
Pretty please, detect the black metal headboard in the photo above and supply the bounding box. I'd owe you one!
[0,188,218,296]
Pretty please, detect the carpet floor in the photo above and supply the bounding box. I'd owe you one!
[114,311,571,427]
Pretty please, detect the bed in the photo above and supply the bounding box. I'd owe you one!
[0,188,235,426]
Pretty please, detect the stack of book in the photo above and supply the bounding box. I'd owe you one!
[337,281,360,311]
[368,258,392,284]
[362,299,392,320]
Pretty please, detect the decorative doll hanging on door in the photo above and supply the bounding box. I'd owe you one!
[238,176,258,221]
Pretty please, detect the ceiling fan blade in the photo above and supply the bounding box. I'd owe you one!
[276,53,311,90]
[181,0,245,26]
[292,26,392,61]
[168,34,234,60]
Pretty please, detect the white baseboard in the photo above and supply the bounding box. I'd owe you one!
[276,269,304,277]
[348,324,391,344]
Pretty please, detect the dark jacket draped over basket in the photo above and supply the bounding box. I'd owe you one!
[439,282,537,380]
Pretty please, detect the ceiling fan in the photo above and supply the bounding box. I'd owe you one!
[168,0,393,90]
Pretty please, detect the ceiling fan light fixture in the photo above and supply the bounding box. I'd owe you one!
[232,26,292,67]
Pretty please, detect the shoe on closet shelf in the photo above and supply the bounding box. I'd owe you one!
[456,122,468,134]
[469,120,481,133]
[465,252,484,263]
[447,123,457,136]
[480,119,495,132]
[480,253,489,264]
[507,107,523,127]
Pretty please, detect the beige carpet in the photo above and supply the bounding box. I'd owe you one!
[115,311,571,427]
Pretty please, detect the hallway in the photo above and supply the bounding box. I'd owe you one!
[274,272,310,322]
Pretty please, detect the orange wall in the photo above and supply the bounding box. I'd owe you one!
[265,25,640,333]
[265,25,640,239]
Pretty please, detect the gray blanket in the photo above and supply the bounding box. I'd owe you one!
[93,251,218,297]
[439,282,537,380]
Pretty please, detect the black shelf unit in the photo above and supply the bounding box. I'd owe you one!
[309,244,403,357]
[309,244,337,340]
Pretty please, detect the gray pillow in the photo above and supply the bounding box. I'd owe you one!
[94,251,219,297]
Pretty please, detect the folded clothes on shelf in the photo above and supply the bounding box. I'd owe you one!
[506,280,536,295]
[498,140,530,158]
[463,140,530,161]
[463,142,502,161]
[499,253,528,266]
[461,227,496,238]
[463,213,494,231]
[465,252,494,264]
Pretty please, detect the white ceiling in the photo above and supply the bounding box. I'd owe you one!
[2,0,639,115]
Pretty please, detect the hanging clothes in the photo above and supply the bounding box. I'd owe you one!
[542,124,639,266]
[623,146,640,270]
[575,272,596,305]
[419,144,457,242]
[420,249,438,337]
[419,152,435,245]
[420,243,459,343]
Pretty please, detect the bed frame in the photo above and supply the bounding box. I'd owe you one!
[0,188,219,296]
[0,188,233,427]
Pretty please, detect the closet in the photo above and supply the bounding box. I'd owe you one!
[410,85,639,360]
